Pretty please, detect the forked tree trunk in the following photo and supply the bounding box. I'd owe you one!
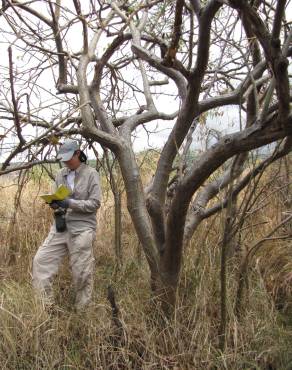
[159,258,180,314]
[117,146,160,286]
[117,145,182,312]
[158,219,186,313]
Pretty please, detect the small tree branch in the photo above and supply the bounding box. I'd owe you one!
[48,0,67,85]
[8,46,25,146]
[163,0,184,66]
[72,0,88,54]
[0,160,57,176]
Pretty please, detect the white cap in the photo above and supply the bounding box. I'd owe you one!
[57,139,79,161]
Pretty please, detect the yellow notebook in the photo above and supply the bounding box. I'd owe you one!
[40,184,71,204]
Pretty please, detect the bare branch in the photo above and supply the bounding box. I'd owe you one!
[72,0,88,54]
[163,0,184,66]
[0,159,57,176]
[8,46,25,146]
[48,0,67,85]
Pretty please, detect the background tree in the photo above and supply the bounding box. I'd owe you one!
[0,0,291,313]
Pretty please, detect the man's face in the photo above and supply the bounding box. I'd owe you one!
[64,151,81,170]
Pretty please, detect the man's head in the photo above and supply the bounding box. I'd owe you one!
[57,139,81,170]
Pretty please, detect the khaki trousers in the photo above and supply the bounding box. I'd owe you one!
[32,227,95,309]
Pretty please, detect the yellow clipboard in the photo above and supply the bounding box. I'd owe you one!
[40,184,71,204]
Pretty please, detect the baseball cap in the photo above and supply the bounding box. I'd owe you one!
[57,139,79,161]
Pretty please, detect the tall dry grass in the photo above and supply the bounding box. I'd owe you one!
[0,165,292,369]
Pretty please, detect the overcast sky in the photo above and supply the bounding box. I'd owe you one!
[0,2,291,162]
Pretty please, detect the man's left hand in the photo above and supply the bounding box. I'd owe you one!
[50,199,70,209]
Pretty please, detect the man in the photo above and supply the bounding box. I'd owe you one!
[32,139,101,310]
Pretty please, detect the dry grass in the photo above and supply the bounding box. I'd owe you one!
[0,168,292,370]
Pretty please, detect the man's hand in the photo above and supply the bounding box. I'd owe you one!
[49,199,70,209]
[49,202,59,210]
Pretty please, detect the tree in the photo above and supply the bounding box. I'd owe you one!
[0,0,291,311]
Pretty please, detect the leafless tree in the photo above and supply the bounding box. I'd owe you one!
[0,0,291,311]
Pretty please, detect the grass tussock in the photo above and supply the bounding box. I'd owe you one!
[1,167,292,369]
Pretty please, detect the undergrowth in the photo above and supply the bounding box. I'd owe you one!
[0,169,292,369]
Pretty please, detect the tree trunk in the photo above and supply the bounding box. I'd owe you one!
[117,144,160,284]
[114,190,122,267]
